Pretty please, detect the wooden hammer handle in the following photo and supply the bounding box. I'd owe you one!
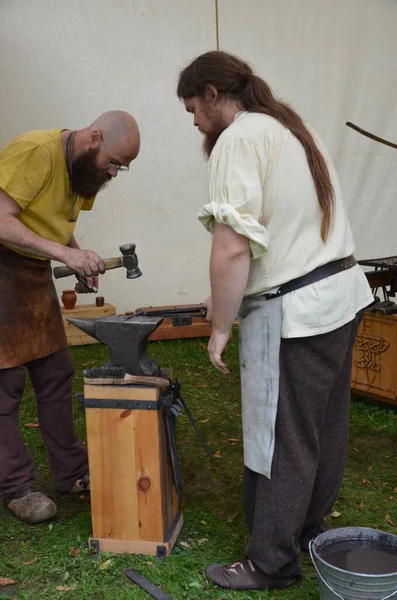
[53,257,122,279]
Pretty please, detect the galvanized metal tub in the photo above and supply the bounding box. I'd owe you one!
[309,527,397,600]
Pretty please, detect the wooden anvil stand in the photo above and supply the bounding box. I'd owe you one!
[83,377,183,557]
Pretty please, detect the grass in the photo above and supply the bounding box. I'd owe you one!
[1,330,397,599]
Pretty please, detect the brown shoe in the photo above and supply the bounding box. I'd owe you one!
[67,472,90,494]
[206,558,300,590]
[5,489,57,523]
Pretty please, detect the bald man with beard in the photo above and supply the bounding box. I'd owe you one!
[0,111,140,523]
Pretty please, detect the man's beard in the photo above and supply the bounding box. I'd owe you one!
[202,118,228,159]
[71,147,112,198]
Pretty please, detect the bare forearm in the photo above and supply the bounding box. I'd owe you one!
[67,234,80,250]
[0,214,67,261]
[210,243,250,333]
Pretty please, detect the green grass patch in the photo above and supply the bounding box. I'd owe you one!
[1,330,397,599]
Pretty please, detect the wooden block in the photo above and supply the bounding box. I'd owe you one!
[351,310,397,404]
[89,511,183,557]
[134,409,165,541]
[61,303,116,345]
[84,382,180,551]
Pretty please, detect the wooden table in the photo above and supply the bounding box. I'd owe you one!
[61,303,116,345]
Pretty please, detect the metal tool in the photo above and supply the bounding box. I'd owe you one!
[53,242,142,280]
[135,305,207,318]
[134,305,208,327]
[346,122,397,150]
[125,568,174,599]
[77,276,98,293]
[67,314,166,377]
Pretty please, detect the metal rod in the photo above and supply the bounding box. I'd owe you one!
[346,122,397,150]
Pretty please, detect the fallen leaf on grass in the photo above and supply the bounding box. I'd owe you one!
[386,515,395,526]
[362,478,371,485]
[98,559,112,571]
[214,450,222,459]
[180,542,190,549]
[228,438,240,442]
[188,580,203,589]
[353,448,359,453]
[358,503,364,510]
[69,547,81,558]
[0,578,17,586]
[331,511,342,518]
[56,585,76,591]
[24,422,39,428]
[200,419,209,423]
[23,559,37,566]
[198,538,208,546]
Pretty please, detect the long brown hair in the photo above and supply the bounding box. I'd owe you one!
[177,51,334,242]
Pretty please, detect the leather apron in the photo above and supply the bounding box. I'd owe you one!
[0,245,67,369]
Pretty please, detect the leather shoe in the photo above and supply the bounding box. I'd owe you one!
[206,558,301,590]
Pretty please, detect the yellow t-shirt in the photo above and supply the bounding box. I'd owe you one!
[0,129,95,259]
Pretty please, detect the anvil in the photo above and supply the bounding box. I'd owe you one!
[67,314,165,377]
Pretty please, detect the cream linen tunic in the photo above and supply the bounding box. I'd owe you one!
[198,111,372,477]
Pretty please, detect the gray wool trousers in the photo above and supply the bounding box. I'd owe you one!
[243,311,363,577]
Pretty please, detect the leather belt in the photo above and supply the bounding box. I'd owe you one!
[264,255,357,300]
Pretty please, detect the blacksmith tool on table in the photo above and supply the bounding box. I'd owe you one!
[359,256,397,313]
[134,304,208,327]
[52,242,142,282]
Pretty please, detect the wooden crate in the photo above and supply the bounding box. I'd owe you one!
[61,303,116,345]
[84,382,182,556]
[351,310,397,405]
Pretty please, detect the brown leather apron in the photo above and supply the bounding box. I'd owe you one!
[0,245,67,369]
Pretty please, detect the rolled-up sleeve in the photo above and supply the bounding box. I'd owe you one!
[198,136,269,259]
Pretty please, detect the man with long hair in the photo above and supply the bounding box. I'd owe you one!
[177,51,372,590]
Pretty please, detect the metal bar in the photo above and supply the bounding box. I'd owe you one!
[82,397,162,410]
[125,569,174,600]
[346,122,397,150]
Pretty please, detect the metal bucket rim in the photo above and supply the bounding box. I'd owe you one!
[312,527,397,579]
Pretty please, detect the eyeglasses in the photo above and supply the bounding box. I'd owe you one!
[101,140,129,172]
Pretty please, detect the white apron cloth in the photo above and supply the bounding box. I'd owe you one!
[238,294,283,479]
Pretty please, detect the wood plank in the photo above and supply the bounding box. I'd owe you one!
[88,513,183,556]
[86,405,139,540]
[148,322,212,341]
[84,384,159,402]
[62,303,116,316]
[134,410,165,541]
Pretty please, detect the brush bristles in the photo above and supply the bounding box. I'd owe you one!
[82,366,126,380]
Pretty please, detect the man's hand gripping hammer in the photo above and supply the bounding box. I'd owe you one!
[53,243,142,286]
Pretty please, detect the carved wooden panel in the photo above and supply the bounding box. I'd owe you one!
[351,312,397,402]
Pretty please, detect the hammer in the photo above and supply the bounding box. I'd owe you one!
[53,243,142,281]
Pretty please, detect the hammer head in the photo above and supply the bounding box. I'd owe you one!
[119,243,142,279]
